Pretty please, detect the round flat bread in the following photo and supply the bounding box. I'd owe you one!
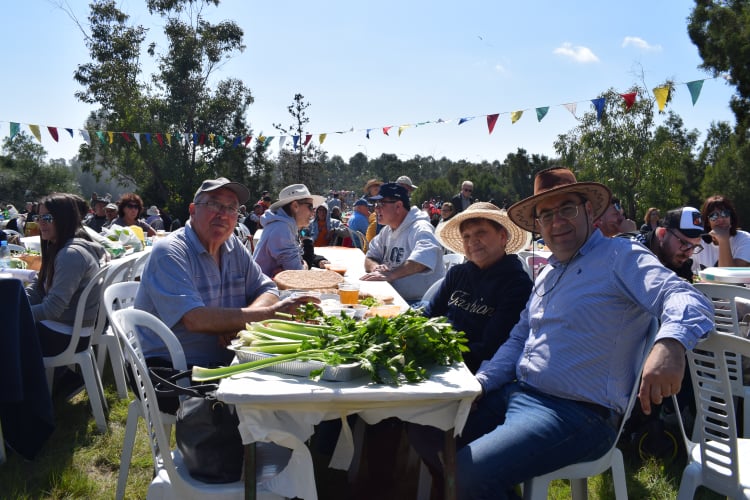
[274,269,345,290]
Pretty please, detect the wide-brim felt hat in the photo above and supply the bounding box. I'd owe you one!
[508,167,611,232]
[270,184,326,211]
[437,202,531,255]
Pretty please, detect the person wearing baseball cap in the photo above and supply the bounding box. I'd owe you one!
[627,206,705,282]
[411,167,714,498]
[134,177,313,368]
[361,182,444,302]
[347,198,371,248]
[395,175,418,193]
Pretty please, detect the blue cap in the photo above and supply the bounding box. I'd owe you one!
[354,198,371,207]
[369,183,410,206]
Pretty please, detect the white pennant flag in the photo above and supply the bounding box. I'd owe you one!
[134,133,142,148]
[79,129,91,146]
[564,103,577,118]
[278,136,287,150]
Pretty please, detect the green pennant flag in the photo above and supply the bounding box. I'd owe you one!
[96,131,106,144]
[686,80,704,106]
[536,107,550,122]
[10,122,19,139]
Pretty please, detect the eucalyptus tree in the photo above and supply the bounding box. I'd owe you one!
[73,0,260,220]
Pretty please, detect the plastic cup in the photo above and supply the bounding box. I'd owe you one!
[338,282,360,305]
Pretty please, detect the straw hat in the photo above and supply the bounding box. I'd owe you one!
[269,184,326,211]
[436,202,530,255]
[508,167,611,232]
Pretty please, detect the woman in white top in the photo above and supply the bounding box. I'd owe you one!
[693,195,750,271]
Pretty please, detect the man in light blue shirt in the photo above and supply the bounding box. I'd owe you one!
[413,167,714,499]
[135,177,312,367]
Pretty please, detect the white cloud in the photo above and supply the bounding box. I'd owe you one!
[494,63,506,73]
[622,36,662,51]
[553,42,599,63]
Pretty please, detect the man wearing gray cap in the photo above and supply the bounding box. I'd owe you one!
[135,177,311,367]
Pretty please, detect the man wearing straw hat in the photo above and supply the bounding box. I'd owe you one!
[412,166,714,499]
[428,202,532,373]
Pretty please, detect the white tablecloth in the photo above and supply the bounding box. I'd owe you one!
[217,363,481,500]
[699,267,750,284]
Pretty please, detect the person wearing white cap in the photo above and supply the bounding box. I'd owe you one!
[395,175,418,193]
[411,167,714,499]
[628,206,706,282]
[253,184,328,277]
[145,205,165,231]
[134,177,313,367]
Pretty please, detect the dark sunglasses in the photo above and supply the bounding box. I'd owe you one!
[38,213,54,224]
[125,203,140,209]
[708,209,731,222]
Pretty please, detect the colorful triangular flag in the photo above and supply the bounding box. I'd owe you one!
[487,114,499,134]
[536,107,549,122]
[563,103,577,118]
[591,98,606,122]
[28,124,41,142]
[10,122,19,139]
[620,92,637,111]
[510,111,523,124]
[686,80,704,106]
[653,85,670,112]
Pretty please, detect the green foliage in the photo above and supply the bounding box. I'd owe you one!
[0,133,78,205]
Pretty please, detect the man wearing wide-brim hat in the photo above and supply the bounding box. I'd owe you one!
[414,166,715,499]
[427,202,532,373]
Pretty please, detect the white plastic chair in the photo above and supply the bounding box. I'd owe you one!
[672,332,750,499]
[421,277,444,304]
[694,282,750,438]
[130,250,151,281]
[43,264,110,433]
[522,317,659,500]
[109,303,181,500]
[91,258,136,399]
[111,308,289,500]
[443,253,464,271]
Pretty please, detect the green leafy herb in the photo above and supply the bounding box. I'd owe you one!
[192,309,468,385]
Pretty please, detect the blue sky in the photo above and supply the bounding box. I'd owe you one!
[0,0,738,165]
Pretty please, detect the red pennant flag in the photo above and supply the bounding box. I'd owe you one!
[383,126,392,136]
[303,134,312,146]
[244,136,253,147]
[487,114,499,134]
[155,133,164,147]
[47,127,59,142]
[198,133,206,145]
[620,92,637,111]
[121,132,132,142]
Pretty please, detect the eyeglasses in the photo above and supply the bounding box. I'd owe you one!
[535,202,581,228]
[708,209,731,222]
[302,203,315,211]
[667,229,703,254]
[124,203,140,209]
[463,188,473,192]
[38,213,54,224]
[194,200,240,216]
[374,200,399,208]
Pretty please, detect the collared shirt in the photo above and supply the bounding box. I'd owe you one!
[135,220,278,366]
[475,230,714,415]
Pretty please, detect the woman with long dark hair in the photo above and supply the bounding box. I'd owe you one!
[693,194,750,270]
[25,193,107,357]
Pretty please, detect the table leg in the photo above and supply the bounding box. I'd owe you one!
[244,442,256,500]
[443,429,457,500]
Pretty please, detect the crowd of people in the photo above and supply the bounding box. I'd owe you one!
[5,165,749,499]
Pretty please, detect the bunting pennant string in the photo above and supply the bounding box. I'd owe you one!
[0,76,724,153]
[487,114,499,134]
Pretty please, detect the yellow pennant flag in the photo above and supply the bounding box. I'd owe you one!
[511,111,523,124]
[208,133,215,144]
[107,131,114,144]
[166,133,172,146]
[28,124,42,142]
[319,133,327,145]
[653,85,670,112]
[398,124,412,137]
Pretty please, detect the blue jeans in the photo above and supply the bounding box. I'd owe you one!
[409,382,619,500]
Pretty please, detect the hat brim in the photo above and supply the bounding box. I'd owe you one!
[269,194,326,211]
[436,208,531,255]
[508,182,612,233]
[198,182,251,205]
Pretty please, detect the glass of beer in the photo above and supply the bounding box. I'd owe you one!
[338,282,360,305]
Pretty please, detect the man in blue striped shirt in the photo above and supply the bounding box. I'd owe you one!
[414,167,714,499]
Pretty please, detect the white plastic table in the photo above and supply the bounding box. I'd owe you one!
[217,363,481,500]
[698,267,750,284]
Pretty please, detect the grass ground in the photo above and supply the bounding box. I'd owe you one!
[0,366,727,499]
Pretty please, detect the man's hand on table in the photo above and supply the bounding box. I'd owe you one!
[638,338,686,415]
[361,263,391,281]
[274,295,321,315]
